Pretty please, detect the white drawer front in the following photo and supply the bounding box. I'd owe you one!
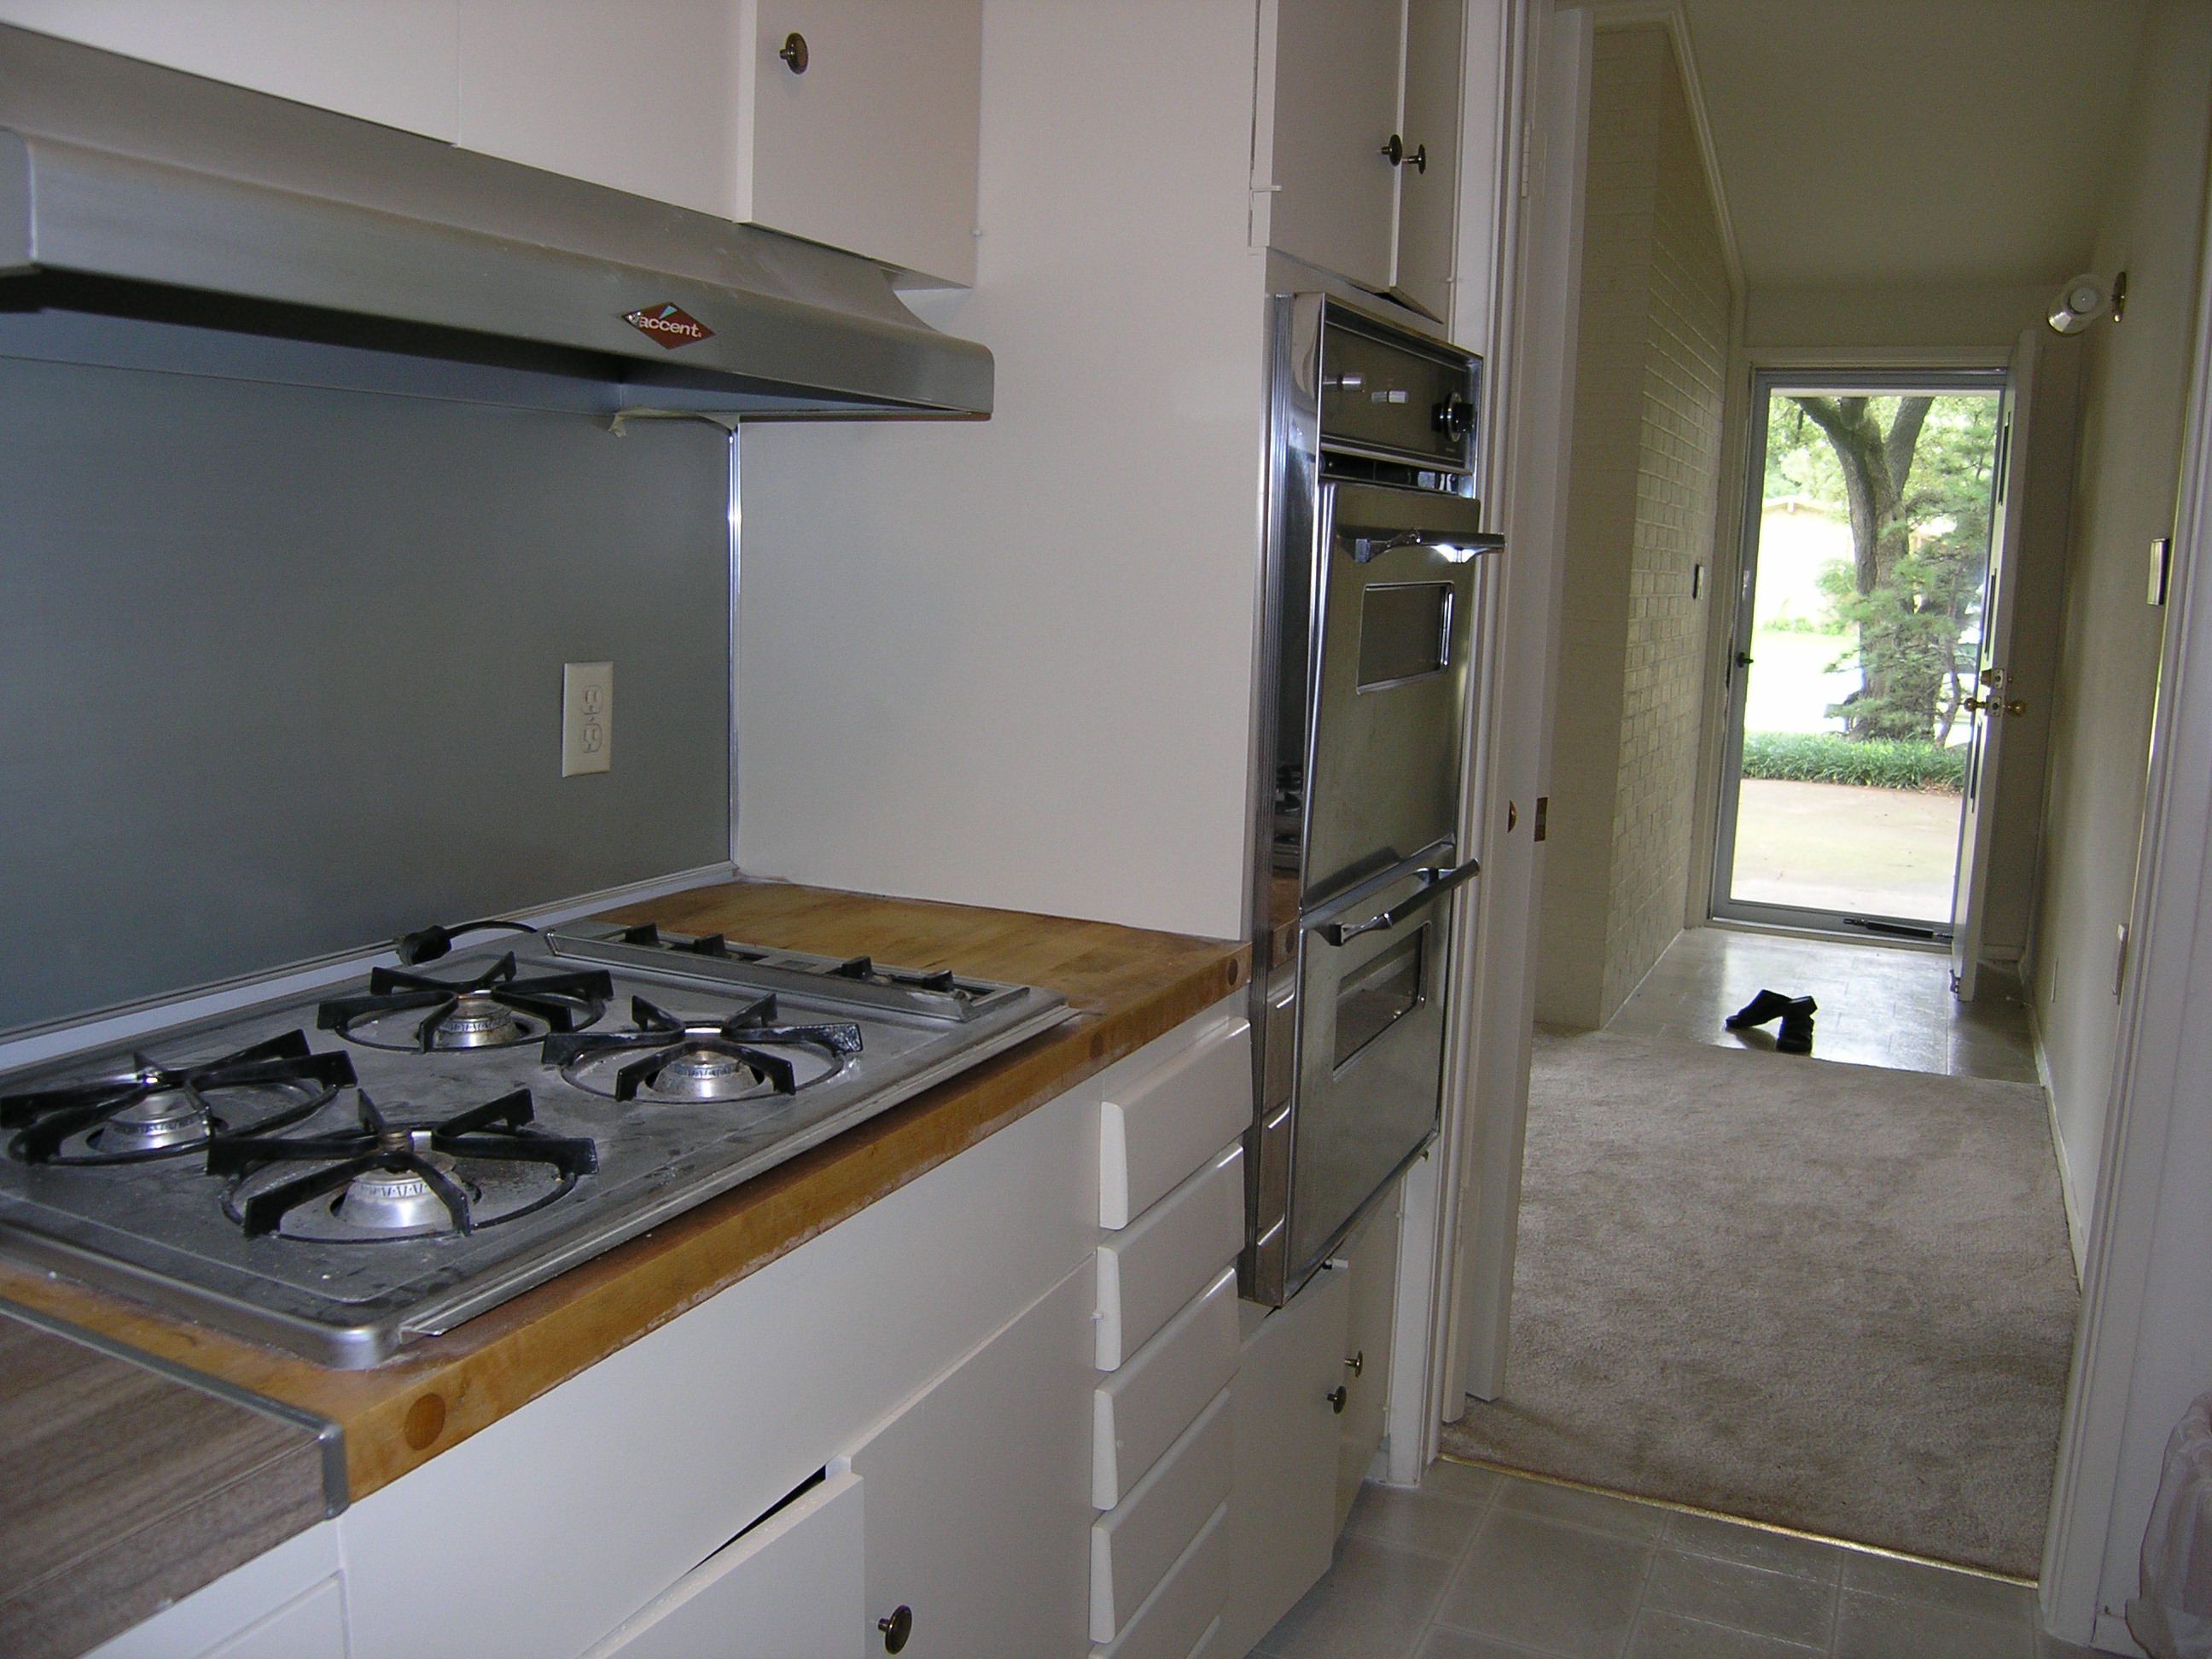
[1099,1016,1251,1229]
[1089,1502,1229,1659]
[1091,1266,1238,1509]
[1091,1388,1233,1643]
[1097,1142,1243,1371]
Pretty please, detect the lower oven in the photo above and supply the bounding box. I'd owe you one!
[1247,841,1475,1302]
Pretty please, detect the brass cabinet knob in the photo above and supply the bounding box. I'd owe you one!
[878,1605,912,1654]
[1346,1350,1365,1377]
[779,31,809,73]
[1328,1384,1348,1414]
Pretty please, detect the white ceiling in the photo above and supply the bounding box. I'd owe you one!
[1679,0,2150,291]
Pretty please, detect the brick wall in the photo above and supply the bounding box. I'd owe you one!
[1537,25,1732,1027]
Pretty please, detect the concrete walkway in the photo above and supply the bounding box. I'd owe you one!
[1729,778,1961,922]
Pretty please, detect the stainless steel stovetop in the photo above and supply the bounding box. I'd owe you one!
[0,923,1069,1367]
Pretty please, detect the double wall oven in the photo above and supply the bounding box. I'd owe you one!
[1243,296,1499,1307]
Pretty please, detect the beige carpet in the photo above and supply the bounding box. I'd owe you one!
[1442,1029,2080,1576]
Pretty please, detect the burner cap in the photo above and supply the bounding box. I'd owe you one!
[100,1088,212,1152]
[435,996,524,1050]
[337,1151,461,1233]
[651,1046,760,1102]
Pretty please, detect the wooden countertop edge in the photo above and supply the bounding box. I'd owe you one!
[0,918,1249,1505]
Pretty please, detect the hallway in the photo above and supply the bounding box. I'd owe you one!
[1254,926,2081,1657]
[1605,927,2039,1085]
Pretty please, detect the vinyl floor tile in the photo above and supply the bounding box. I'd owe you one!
[1435,1510,1653,1658]
[1831,1592,2038,1659]
[1493,1477,1671,1542]
[1661,1511,1847,1583]
[1840,1551,2038,1623]
[1347,1482,1494,1560]
[1626,1609,1825,1659]
[1259,1534,1458,1659]
[1642,1551,1835,1647]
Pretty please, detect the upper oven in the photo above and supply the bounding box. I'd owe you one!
[1295,482,1489,906]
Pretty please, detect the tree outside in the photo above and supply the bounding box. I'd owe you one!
[1761,392,2001,746]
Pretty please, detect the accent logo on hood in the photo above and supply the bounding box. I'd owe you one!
[621,304,715,349]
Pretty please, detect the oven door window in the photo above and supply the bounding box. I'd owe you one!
[1357,582,1453,690]
[1332,926,1428,1072]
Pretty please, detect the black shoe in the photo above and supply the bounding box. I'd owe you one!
[1726,989,1796,1030]
[1775,1000,1816,1053]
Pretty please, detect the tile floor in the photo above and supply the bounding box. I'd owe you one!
[1602,925,2039,1084]
[1252,1461,2099,1659]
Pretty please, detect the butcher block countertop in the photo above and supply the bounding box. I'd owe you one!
[0,880,1249,1550]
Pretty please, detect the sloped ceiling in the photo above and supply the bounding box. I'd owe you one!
[1679,0,2150,290]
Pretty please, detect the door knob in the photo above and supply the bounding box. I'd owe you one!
[878,1605,912,1654]
[1328,1384,1348,1414]
[1380,134,1428,173]
[778,31,809,73]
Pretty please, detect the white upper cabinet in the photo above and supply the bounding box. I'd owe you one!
[745,0,982,287]
[1266,0,1402,294]
[454,0,981,286]
[1261,0,1465,322]
[0,0,463,139]
[0,0,982,287]
[1394,0,1466,323]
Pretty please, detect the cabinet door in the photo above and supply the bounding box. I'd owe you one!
[751,0,981,285]
[1394,0,1464,323]
[1214,1262,1352,1659]
[0,0,460,138]
[1336,1191,1402,1530]
[1268,0,1403,291]
[581,1472,864,1659]
[455,0,742,218]
[847,1261,1095,1658]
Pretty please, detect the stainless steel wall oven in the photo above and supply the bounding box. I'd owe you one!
[1243,296,1498,1307]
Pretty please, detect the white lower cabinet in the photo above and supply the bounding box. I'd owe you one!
[1215,1260,1353,1659]
[843,1260,1096,1658]
[581,1472,865,1659]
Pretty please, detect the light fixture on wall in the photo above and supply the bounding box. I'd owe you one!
[2049,271,2128,335]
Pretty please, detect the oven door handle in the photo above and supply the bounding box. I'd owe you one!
[1315,858,1481,946]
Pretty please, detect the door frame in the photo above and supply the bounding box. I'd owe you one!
[1703,362,2011,940]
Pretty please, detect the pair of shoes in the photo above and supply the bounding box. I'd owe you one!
[1724,989,1818,1054]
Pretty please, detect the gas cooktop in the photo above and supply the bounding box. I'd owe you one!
[0,923,1068,1367]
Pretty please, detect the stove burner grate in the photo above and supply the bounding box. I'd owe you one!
[0,1031,355,1166]
[208,1087,597,1240]
[545,994,861,1103]
[317,953,612,1053]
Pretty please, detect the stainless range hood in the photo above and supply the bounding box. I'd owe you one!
[0,23,992,418]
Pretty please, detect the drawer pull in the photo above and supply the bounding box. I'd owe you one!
[1327,1385,1348,1414]
[878,1605,912,1653]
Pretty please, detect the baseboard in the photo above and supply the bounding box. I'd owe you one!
[2027,1004,2089,1281]
[2093,1610,2149,1655]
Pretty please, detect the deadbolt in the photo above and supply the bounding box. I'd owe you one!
[779,31,809,73]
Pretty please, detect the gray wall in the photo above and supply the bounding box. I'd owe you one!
[0,311,732,1033]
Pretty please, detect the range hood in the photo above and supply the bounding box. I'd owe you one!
[0,23,992,418]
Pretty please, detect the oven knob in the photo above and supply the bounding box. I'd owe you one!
[878,1606,913,1654]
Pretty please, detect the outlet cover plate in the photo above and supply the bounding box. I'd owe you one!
[562,661,613,777]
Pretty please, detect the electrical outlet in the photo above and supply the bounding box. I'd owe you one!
[562,661,613,777]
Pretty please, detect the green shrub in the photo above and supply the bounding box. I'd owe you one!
[1741,731,1965,792]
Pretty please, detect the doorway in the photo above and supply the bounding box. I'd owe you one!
[1712,370,2009,940]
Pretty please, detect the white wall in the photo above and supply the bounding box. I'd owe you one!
[732,1,1268,943]
[2031,0,2212,1247]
